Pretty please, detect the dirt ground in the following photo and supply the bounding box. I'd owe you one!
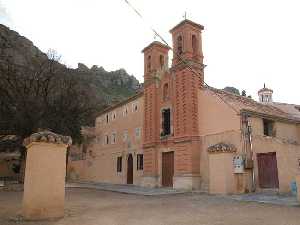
[0,188,299,225]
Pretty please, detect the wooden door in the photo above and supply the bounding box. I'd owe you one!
[257,152,279,188]
[127,154,133,184]
[162,152,174,187]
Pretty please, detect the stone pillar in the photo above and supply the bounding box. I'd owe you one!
[22,131,72,220]
[207,143,237,194]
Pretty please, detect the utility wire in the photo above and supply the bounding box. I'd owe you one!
[123,0,239,114]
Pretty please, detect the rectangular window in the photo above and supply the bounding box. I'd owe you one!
[132,102,138,112]
[117,157,122,172]
[137,154,143,170]
[263,119,275,136]
[161,108,171,136]
[112,112,117,120]
[106,114,109,123]
[123,107,128,116]
[111,132,116,144]
[135,127,141,138]
[105,135,109,145]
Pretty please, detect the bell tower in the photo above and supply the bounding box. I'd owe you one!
[142,41,170,83]
[142,41,170,145]
[170,19,204,68]
[141,20,204,190]
[170,20,205,138]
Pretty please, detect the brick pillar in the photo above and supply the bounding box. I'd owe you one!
[22,131,72,220]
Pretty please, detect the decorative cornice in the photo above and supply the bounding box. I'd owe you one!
[23,130,72,147]
[207,142,237,153]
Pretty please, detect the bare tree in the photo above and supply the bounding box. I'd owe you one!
[0,52,97,141]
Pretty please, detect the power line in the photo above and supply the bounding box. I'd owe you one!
[122,0,239,114]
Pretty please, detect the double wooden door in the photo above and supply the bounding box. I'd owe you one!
[257,152,279,188]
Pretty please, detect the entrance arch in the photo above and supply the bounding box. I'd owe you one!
[127,154,133,184]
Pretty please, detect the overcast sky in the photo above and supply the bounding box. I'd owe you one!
[1,0,299,104]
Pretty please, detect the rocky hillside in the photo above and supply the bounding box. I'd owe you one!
[0,24,140,141]
[0,24,140,106]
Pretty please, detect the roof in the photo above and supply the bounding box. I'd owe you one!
[271,102,300,120]
[94,85,300,124]
[142,41,171,53]
[258,87,273,94]
[170,19,204,33]
[96,91,143,117]
[206,86,300,123]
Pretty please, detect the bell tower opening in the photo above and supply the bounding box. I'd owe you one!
[177,35,183,55]
[192,34,197,55]
[159,55,165,69]
[147,55,151,72]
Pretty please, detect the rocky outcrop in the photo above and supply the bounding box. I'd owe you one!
[75,64,139,90]
[0,23,140,111]
[0,24,47,67]
[77,63,89,72]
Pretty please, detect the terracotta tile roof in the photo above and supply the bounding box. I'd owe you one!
[206,86,300,123]
[271,102,300,120]
[170,19,204,33]
[142,41,171,53]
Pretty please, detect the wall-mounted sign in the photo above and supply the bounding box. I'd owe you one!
[233,155,244,174]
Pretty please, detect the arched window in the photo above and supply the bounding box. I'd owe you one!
[163,83,169,101]
[159,55,164,69]
[192,35,197,55]
[147,55,151,72]
[177,35,183,55]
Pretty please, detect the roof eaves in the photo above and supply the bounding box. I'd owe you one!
[96,91,144,117]
[240,109,300,124]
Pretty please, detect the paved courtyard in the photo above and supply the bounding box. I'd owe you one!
[0,188,300,225]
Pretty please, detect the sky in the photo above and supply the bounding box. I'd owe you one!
[0,0,299,104]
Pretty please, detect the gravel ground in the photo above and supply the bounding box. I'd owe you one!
[0,188,299,225]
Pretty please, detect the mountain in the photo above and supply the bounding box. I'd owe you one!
[0,24,140,141]
[0,24,140,105]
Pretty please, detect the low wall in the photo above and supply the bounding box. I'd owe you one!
[200,130,243,192]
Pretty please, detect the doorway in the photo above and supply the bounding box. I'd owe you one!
[257,152,279,189]
[127,154,133,184]
[162,152,174,187]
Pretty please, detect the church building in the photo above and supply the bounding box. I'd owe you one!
[68,19,300,194]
